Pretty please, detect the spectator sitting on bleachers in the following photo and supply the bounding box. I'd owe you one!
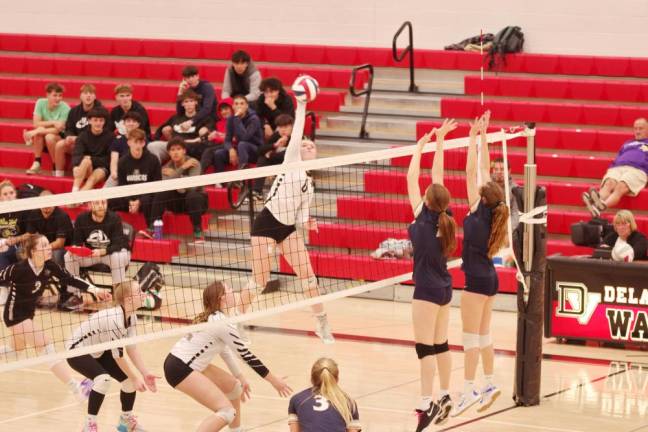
[110,83,152,139]
[201,95,263,174]
[251,114,294,199]
[0,181,28,270]
[256,77,295,140]
[599,209,647,261]
[105,111,144,188]
[221,50,262,103]
[25,189,73,266]
[109,129,161,235]
[71,107,112,192]
[24,83,70,175]
[52,84,103,178]
[207,98,233,145]
[63,199,130,310]
[583,118,648,217]
[148,89,213,163]
[176,65,217,124]
[150,138,208,242]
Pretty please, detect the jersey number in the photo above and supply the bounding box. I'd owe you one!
[313,395,330,412]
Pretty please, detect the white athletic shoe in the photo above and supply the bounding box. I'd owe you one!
[26,161,41,175]
[450,389,481,417]
[477,384,501,412]
[117,413,146,432]
[82,418,98,432]
[315,314,335,344]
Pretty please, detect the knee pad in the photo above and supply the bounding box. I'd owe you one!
[462,333,480,350]
[434,341,449,354]
[93,374,112,395]
[215,406,236,425]
[121,378,136,393]
[415,343,436,359]
[479,334,492,348]
[226,380,243,400]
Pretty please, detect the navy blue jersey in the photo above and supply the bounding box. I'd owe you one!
[288,388,361,432]
[408,204,451,292]
[462,201,495,277]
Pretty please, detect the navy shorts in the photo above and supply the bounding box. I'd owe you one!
[163,353,194,388]
[251,208,296,243]
[413,285,452,306]
[464,273,499,297]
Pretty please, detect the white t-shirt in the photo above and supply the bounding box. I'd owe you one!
[66,306,137,358]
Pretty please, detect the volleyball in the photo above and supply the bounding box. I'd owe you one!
[611,240,634,262]
[292,75,319,103]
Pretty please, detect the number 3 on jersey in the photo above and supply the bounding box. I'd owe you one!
[313,395,330,412]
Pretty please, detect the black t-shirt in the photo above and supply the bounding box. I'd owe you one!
[0,211,25,239]
[72,211,129,253]
[110,100,152,139]
[72,128,113,168]
[26,207,73,245]
[64,100,103,137]
[117,150,162,187]
[154,113,214,141]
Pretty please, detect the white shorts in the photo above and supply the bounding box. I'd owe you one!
[602,166,647,196]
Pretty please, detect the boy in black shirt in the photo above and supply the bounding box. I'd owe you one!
[256,77,294,140]
[176,65,217,126]
[109,128,161,230]
[105,111,144,188]
[53,84,102,177]
[71,107,112,192]
[110,84,151,139]
[148,89,213,163]
[25,190,73,266]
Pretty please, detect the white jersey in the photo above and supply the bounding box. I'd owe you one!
[66,306,137,358]
[265,170,314,226]
[264,101,313,226]
[170,311,269,377]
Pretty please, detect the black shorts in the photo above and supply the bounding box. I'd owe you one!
[250,207,296,243]
[464,273,499,297]
[3,296,36,328]
[413,285,452,306]
[67,350,128,382]
[164,353,194,388]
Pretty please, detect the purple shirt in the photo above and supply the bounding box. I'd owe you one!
[610,138,648,175]
[288,388,360,432]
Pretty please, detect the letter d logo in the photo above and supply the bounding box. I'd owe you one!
[555,282,601,325]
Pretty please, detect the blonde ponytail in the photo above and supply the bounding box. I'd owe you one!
[311,358,355,425]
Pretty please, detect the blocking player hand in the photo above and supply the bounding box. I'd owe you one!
[416,130,435,150]
[436,118,458,139]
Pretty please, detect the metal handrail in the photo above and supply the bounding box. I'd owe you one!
[392,21,417,93]
[349,63,374,139]
[306,111,317,141]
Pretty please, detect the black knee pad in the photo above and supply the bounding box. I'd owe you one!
[415,343,436,359]
[434,341,449,354]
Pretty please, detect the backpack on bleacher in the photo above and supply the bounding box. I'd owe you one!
[135,262,164,310]
[486,26,524,70]
[16,183,45,199]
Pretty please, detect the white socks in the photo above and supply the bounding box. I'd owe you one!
[54,170,64,177]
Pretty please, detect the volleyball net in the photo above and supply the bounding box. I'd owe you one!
[0,127,527,372]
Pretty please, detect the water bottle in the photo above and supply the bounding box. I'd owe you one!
[153,219,164,240]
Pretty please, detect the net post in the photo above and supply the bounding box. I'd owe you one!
[514,122,546,407]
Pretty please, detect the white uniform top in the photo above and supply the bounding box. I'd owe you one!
[66,306,137,358]
[170,311,269,377]
[264,102,314,226]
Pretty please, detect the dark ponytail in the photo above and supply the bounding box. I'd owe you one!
[480,181,510,258]
[426,184,457,258]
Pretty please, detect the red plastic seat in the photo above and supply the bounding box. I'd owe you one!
[112,60,144,79]
[582,104,619,126]
[262,44,294,63]
[596,130,626,152]
[421,51,457,69]
[293,44,325,64]
[55,36,84,54]
[498,77,534,97]
[498,53,525,72]
[141,61,174,80]
[522,54,559,74]
[112,38,142,57]
[53,58,85,76]
[534,79,569,99]
[0,33,27,51]
[535,127,562,149]
[593,57,630,77]
[571,155,609,179]
[629,58,648,78]
[559,55,594,75]
[171,40,203,59]
[25,57,54,75]
[365,47,395,67]
[202,41,232,60]
[440,98,477,118]
[464,76,492,95]
[568,80,603,101]
[26,34,56,53]
[324,46,358,65]
[132,239,180,263]
[618,106,646,127]
[83,59,114,78]
[141,39,172,57]
[0,55,26,73]
[545,103,584,124]
[603,82,641,102]
[509,101,546,122]
[455,52,483,70]
[85,37,113,55]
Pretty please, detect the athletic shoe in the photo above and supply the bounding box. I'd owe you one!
[315,314,335,344]
[415,400,441,432]
[117,413,146,432]
[193,230,205,244]
[82,418,98,432]
[589,188,603,209]
[582,191,600,218]
[434,394,453,425]
[26,161,41,175]
[61,295,84,312]
[73,378,93,403]
[450,389,481,417]
[477,384,501,412]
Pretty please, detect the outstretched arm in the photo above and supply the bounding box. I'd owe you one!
[284,101,306,164]
[431,118,458,185]
[478,111,492,186]
[407,130,434,215]
[466,117,481,209]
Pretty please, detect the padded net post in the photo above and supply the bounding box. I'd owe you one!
[513,124,546,406]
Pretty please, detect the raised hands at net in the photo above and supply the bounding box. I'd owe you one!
[435,118,458,139]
